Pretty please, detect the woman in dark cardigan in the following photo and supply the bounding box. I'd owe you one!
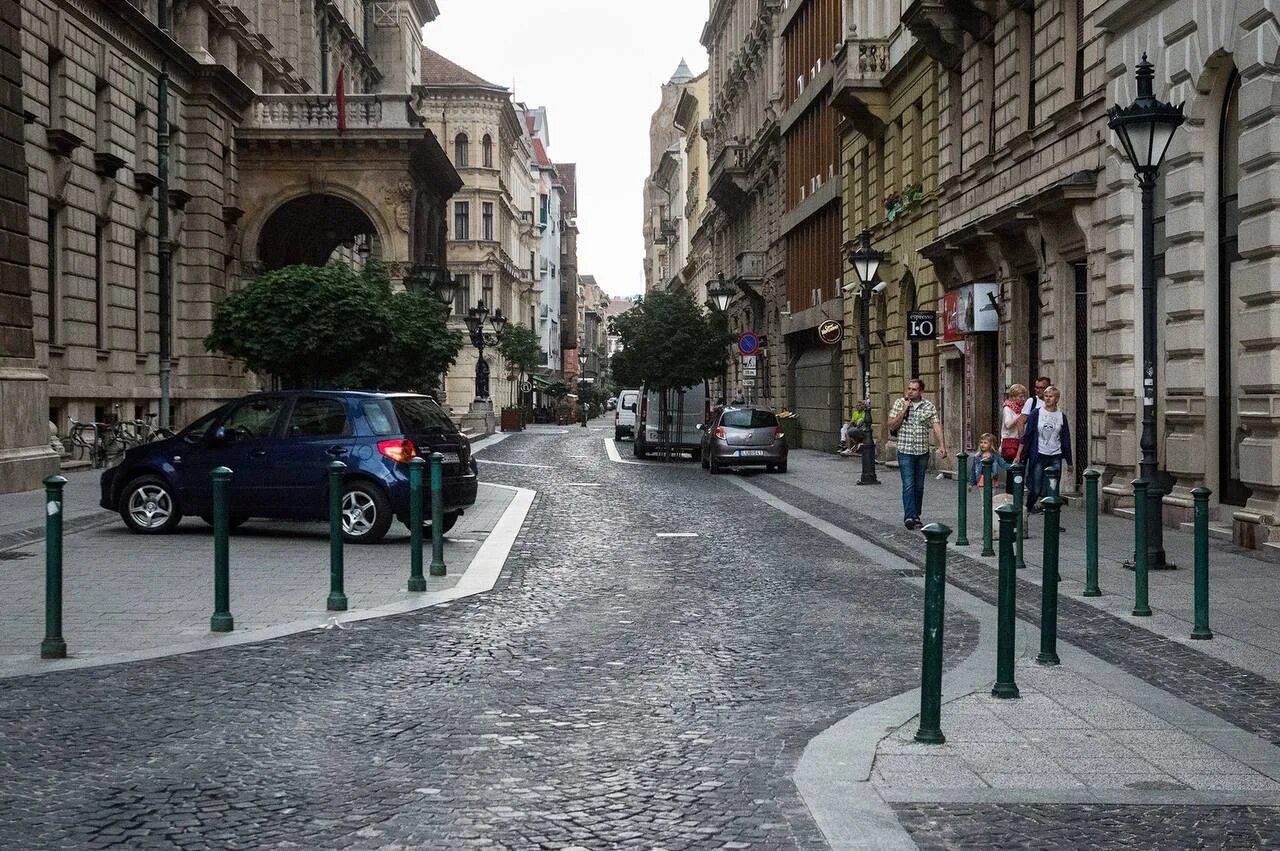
[1017,386,1073,513]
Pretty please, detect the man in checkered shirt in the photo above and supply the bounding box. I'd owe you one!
[886,377,948,530]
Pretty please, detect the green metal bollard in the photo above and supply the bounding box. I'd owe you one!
[1037,494,1064,666]
[1011,463,1027,571]
[430,452,447,577]
[1191,487,1213,639]
[408,458,427,592]
[40,475,68,659]
[955,452,969,546]
[992,503,1021,699]
[1083,469,1101,597]
[915,522,952,745]
[327,461,349,612]
[210,467,234,632]
[981,455,995,557]
[1132,478,1151,616]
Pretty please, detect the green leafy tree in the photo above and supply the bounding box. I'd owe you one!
[608,291,731,392]
[206,263,463,391]
[496,323,544,377]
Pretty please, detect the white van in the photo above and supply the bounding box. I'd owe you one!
[614,389,639,441]
[633,381,709,459]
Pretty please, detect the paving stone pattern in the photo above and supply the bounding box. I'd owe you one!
[0,426,977,849]
[892,802,1280,849]
[749,473,1280,748]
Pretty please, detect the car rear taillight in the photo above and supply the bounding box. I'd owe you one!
[640,396,648,421]
[775,426,785,439]
[378,438,416,463]
[713,426,726,440]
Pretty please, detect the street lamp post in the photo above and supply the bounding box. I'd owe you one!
[845,229,882,486]
[707,273,736,402]
[462,300,508,402]
[578,351,588,428]
[406,262,461,399]
[1108,54,1185,570]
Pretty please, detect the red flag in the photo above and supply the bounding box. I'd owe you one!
[336,65,347,133]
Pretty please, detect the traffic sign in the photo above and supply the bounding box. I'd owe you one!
[519,381,532,393]
[738,331,760,356]
[742,367,757,378]
[907,310,937,340]
[741,355,757,369]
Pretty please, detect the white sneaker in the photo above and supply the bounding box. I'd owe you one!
[839,449,853,456]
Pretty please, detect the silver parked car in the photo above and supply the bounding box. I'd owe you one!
[699,406,788,474]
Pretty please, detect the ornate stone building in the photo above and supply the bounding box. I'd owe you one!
[642,59,696,294]
[904,0,1109,490]
[417,46,539,415]
[703,0,787,409]
[1098,0,1280,545]
[674,73,712,308]
[7,0,462,491]
[835,2,942,463]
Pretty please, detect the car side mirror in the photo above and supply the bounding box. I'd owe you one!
[208,426,229,446]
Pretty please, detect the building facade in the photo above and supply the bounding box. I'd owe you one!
[524,107,565,378]
[703,0,787,409]
[1097,0,1280,544]
[6,0,461,492]
[557,161,580,393]
[417,46,539,415]
[674,71,712,307]
[835,1,942,464]
[778,0,844,448]
[642,60,697,293]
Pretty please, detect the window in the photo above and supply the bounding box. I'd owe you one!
[454,201,470,240]
[453,273,470,316]
[454,133,469,167]
[482,202,494,240]
[95,219,107,349]
[482,274,494,309]
[286,397,350,438]
[390,397,457,433]
[539,193,548,225]
[361,400,395,435]
[222,396,286,440]
[47,204,60,345]
[721,409,778,428]
[94,78,110,154]
[181,408,222,444]
[482,134,493,168]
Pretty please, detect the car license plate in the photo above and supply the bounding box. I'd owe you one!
[737,450,768,456]
[436,452,461,464]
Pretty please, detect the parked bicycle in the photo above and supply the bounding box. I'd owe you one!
[64,412,175,469]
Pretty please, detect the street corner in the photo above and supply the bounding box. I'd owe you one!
[0,481,535,678]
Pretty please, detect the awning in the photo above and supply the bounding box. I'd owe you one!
[530,374,556,387]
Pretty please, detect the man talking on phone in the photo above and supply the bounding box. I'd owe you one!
[886,377,948,530]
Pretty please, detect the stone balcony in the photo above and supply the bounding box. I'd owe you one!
[829,39,891,138]
[239,94,425,137]
[708,141,750,212]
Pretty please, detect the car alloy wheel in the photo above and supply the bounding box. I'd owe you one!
[128,484,173,529]
[119,475,183,534]
[342,490,377,537]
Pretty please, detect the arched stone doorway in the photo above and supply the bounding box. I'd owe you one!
[256,194,383,271]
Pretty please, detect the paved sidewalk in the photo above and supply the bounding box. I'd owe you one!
[0,480,526,676]
[0,467,113,546]
[775,449,1280,681]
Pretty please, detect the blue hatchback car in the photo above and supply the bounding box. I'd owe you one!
[100,391,478,543]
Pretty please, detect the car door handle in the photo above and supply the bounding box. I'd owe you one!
[326,446,348,457]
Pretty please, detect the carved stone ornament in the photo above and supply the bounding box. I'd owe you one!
[394,203,410,233]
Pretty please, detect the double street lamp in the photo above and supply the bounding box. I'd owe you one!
[1108,54,1185,569]
[409,262,514,406]
[845,229,883,486]
[462,301,507,402]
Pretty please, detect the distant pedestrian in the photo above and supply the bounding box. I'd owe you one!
[969,432,1011,490]
[1000,385,1027,462]
[887,378,948,530]
[1017,385,1073,513]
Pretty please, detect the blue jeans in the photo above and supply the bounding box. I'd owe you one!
[1028,454,1063,509]
[898,452,929,521]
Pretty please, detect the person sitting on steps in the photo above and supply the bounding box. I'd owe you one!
[839,400,868,455]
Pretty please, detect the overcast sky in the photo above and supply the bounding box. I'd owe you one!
[425,1,709,298]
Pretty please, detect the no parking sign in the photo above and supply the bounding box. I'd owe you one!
[737,332,759,356]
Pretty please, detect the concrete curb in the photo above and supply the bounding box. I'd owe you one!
[731,475,1280,847]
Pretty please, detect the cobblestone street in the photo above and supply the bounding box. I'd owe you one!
[0,425,976,849]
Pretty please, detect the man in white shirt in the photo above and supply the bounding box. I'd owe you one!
[1015,375,1052,437]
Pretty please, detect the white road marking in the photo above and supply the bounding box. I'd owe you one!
[656,532,699,538]
[604,439,646,465]
[564,482,602,487]
[469,433,511,454]
[476,459,555,469]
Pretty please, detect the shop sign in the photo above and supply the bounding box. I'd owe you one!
[907,311,937,340]
[818,320,843,345]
